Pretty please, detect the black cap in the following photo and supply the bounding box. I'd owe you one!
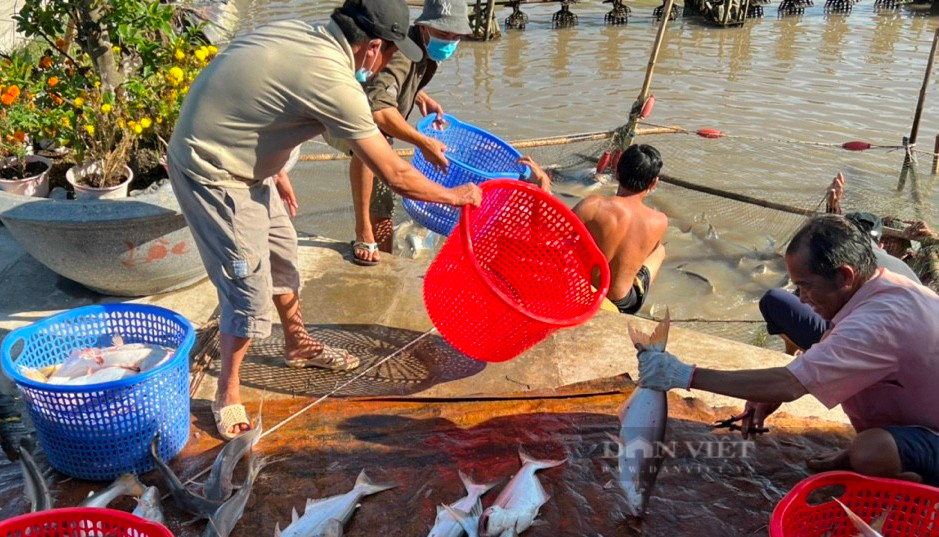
[340,0,423,62]
[846,211,884,242]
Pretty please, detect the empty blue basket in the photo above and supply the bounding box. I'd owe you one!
[404,114,530,236]
[1,304,194,481]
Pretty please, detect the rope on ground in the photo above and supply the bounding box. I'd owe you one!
[182,329,438,487]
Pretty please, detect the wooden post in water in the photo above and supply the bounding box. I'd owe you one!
[898,27,939,191]
[933,134,939,176]
[619,0,676,150]
[485,0,497,40]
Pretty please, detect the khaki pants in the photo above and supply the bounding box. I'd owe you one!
[169,163,300,339]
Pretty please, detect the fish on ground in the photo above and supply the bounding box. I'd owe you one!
[834,498,888,537]
[203,405,263,502]
[479,449,567,537]
[274,470,396,537]
[150,433,223,519]
[79,472,147,508]
[616,313,671,518]
[427,471,500,537]
[442,502,483,537]
[132,486,167,525]
[19,446,52,512]
[203,454,269,537]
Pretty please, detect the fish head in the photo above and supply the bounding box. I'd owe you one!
[627,310,670,353]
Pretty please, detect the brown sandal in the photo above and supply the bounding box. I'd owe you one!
[284,345,360,371]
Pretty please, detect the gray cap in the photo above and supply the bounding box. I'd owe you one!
[415,0,473,36]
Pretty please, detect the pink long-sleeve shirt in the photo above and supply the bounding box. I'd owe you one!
[787,269,939,432]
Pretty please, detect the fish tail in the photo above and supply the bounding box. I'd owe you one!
[834,498,883,537]
[458,470,501,498]
[443,502,481,537]
[647,310,671,351]
[119,472,147,497]
[518,449,568,470]
[354,469,396,496]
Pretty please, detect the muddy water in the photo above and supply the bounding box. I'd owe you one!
[213,1,939,326]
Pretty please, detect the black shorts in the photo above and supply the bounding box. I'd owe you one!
[611,265,652,315]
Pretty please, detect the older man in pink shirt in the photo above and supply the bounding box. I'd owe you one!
[638,214,939,485]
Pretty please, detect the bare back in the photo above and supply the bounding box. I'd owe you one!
[574,194,668,301]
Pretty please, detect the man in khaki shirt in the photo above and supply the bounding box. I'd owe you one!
[168,0,481,440]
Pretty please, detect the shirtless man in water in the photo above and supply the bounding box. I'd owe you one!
[573,144,668,314]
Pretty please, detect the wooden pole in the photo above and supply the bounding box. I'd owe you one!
[619,0,676,150]
[298,126,686,162]
[484,0,497,40]
[899,27,939,191]
[932,134,939,175]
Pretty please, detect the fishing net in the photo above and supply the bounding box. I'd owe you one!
[287,122,937,347]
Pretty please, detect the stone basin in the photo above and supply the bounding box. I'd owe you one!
[0,183,206,297]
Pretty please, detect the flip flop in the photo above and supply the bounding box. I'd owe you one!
[285,345,360,371]
[211,403,250,441]
[351,241,380,267]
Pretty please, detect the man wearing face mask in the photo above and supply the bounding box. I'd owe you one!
[167,0,482,441]
[348,0,473,266]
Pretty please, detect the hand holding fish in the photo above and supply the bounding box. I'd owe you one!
[637,349,695,391]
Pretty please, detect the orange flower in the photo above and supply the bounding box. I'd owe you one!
[0,93,14,106]
[48,76,59,87]
[55,38,67,49]
[12,131,26,143]
[50,93,64,105]
[7,86,20,98]
[39,55,53,69]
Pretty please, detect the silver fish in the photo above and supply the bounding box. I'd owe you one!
[323,519,343,537]
[19,446,52,512]
[834,499,888,537]
[80,472,147,508]
[479,450,566,537]
[203,454,267,537]
[274,470,396,537]
[618,313,671,518]
[203,407,262,502]
[441,502,483,537]
[428,471,499,537]
[132,486,166,525]
[150,433,223,519]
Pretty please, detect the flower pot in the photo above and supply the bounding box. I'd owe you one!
[0,155,52,198]
[66,160,133,200]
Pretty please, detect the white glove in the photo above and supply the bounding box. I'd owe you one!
[637,350,695,391]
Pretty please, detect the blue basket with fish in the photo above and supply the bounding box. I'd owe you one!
[0,304,194,481]
[403,114,531,236]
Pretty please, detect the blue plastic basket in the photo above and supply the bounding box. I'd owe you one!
[404,114,530,236]
[1,304,194,481]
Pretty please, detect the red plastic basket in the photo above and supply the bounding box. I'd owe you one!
[0,508,173,536]
[770,471,939,537]
[424,180,610,362]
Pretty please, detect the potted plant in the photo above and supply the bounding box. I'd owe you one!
[0,76,51,198]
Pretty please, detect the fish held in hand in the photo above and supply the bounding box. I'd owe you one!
[274,470,396,537]
[616,313,671,518]
[480,449,566,537]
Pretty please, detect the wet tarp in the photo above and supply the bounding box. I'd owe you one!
[0,376,853,536]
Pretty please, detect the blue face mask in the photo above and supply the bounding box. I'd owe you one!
[426,36,459,62]
[355,48,380,83]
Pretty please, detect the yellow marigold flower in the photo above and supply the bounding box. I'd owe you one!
[112,46,121,55]
[117,119,125,128]
[181,85,189,95]
[94,81,101,88]
[133,124,143,135]
[60,116,71,128]
[174,49,185,62]
[85,125,95,136]
[73,97,84,107]
[194,49,207,62]
[208,45,218,55]
[140,117,152,129]
[101,103,112,113]
[128,120,137,128]
[167,66,184,86]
